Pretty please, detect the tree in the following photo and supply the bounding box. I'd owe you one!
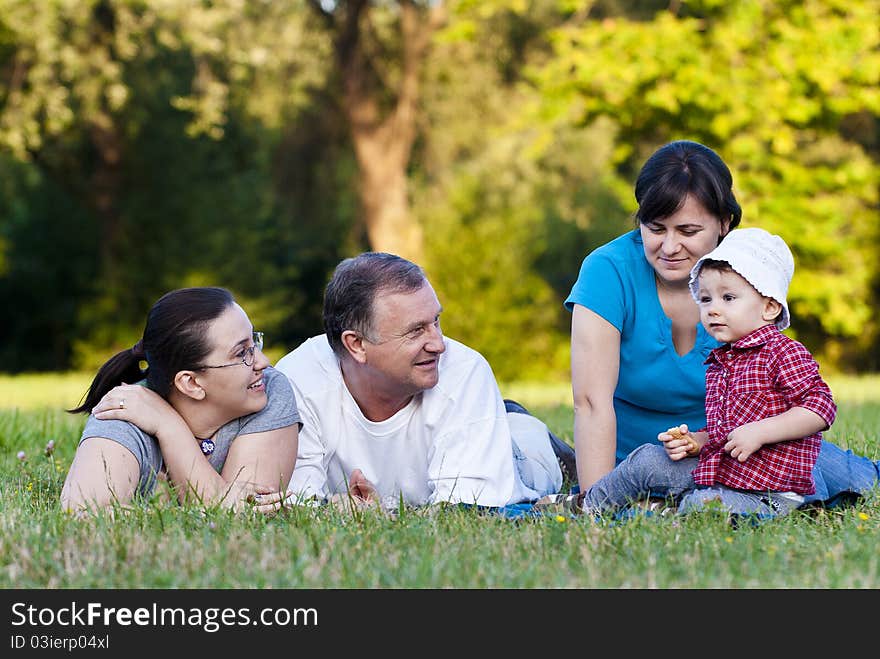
[0,1,337,369]
[177,0,448,261]
[413,0,619,380]
[529,0,880,367]
[303,1,446,262]
[0,1,145,298]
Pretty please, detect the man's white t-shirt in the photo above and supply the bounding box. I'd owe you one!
[275,335,520,508]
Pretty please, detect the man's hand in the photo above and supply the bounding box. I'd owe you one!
[349,468,378,503]
[91,383,179,437]
[325,469,381,513]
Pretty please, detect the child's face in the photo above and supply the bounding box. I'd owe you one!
[696,268,782,343]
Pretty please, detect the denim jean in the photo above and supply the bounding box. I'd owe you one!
[582,444,694,511]
[582,441,880,514]
[678,486,801,516]
[805,441,880,506]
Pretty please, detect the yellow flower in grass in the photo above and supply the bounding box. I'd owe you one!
[725,536,733,543]
[858,512,869,521]
[555,515,566,523]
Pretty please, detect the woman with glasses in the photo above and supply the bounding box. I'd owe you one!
[62,287,301,514]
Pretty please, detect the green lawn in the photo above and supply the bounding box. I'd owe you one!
[0,373,878,588]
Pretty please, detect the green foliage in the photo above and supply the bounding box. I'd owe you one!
[419,4,625,379]
[422,166,569,380]
[0,155,99,371]
[0,0,351,371]
[528,0,880,367]
[0,0,877,377]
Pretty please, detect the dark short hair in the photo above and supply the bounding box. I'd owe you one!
[323,252,427,358]
[70,287,235,413]
[634,140,742,231]
[695,258,735,277]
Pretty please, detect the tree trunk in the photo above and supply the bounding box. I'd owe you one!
[88,116,124,290]
[318,0,443,263]
[350,106,422,262]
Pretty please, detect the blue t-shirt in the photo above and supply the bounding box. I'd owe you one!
[564,229,720,464]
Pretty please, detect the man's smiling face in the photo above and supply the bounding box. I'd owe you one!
[361,282,446,398]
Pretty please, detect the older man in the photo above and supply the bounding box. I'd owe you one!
[273,252,575,510]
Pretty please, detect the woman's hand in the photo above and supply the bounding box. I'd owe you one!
[91,383,179,437]
[245,486,284,516]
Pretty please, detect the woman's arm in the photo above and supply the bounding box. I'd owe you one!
[571,304,621,490]
[220,424,298,506]
[91,383,297,510]
[60,437,140,513]
[90,384,217,506]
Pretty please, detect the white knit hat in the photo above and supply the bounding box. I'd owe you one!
[688,227,795,330]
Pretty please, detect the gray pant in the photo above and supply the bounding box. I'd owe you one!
[583,444,801,517]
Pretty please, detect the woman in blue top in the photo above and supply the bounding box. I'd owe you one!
[565,140,879,506]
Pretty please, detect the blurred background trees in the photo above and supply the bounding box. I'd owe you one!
[1,0,877,380]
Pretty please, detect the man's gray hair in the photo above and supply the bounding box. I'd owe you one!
[323,252,427,358]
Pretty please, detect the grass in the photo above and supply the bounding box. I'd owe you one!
[0,374,878,588]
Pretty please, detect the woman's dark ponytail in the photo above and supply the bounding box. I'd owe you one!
[68,347,146,414]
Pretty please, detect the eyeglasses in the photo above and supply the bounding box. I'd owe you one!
[199,332,264,369]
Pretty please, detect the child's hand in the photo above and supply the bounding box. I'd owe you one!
[724,425,764,462]
[658,424,701,460]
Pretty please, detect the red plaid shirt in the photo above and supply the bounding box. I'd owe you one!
[692,324,836,495]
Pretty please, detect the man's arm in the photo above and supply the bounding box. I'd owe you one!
[425,351,516,507]
[283,394,329,501]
